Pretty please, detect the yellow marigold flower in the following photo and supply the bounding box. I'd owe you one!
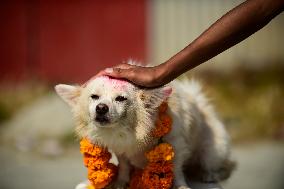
[88,163,118,189]
[145,143,174,163]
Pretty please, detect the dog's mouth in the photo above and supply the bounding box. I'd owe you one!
[95,116,110,125]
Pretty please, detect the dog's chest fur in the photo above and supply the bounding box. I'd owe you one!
[87,123,157,166]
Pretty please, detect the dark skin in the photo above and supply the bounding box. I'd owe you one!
[97,0,284,88]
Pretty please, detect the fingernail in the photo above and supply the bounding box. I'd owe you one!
[105,68,113,73]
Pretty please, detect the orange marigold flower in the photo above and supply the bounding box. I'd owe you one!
[158,102,168,114]
[145,143,174,163]
[80,138,108,156]
[141,161,174,189]
[88,163,118,189]
[152,114,172,138]
[83,153,111,170]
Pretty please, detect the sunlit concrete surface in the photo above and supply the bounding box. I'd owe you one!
[222,142,284,189]
[0,142,283,189]
[0,94,284,189]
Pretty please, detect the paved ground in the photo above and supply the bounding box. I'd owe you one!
[222,142,284,189]
[0,94,284,189]
[0,145,85,189]
[0,141,283,189]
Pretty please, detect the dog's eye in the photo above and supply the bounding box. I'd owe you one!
[91,94,99,100]
[115,96,127,102]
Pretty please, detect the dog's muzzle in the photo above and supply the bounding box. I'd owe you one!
[95,116,109,124]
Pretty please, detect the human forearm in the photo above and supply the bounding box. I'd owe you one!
[160,0,284,81]
[101,0,283,88]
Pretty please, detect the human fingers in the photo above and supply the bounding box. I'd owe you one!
[103,67,135,80]
[113,63,134,69]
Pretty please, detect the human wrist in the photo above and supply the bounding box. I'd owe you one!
[153,63,171,86]
[156,61,180,86]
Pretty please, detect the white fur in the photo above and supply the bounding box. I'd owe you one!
[55,67,234,189]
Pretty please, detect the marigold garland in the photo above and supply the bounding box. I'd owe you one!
[88,164,117,188]
[141,161,174,189]
[79,101,174,189]
[80,139,107,156]
[80,139,117,189]
[129,101,174,189]
[83,153,110,170]
[145,143,174,163]
[158,101,168,114]
[151,114,172,138]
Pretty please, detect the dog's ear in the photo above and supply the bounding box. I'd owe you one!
[55,84,81,107]
[139,86,172,110]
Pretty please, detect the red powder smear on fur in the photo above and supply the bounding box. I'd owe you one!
[99,76,130,90]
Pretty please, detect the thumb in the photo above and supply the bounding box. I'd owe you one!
[104,67,130,79]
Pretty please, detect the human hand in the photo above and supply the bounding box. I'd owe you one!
[95,63,170,88]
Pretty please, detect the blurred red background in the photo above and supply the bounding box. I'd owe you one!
[0,0,146,83]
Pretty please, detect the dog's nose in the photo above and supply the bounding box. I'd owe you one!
[96,103,109,115]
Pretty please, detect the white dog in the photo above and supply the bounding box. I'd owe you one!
[55,68,234,189]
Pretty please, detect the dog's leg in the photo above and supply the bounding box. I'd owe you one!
[111,155,130,189]
[170,138,192,189]
[200,145,235,182]
[198,119,235,182]
[173,153,191,189]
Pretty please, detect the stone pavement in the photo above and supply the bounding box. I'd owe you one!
[0,94,283,189]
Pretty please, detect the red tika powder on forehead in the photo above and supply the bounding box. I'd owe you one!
[83,76,129,86]
[100,76,129,87]
[83,76,132,92]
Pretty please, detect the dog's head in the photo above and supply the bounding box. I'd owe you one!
[55,76,172,143]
